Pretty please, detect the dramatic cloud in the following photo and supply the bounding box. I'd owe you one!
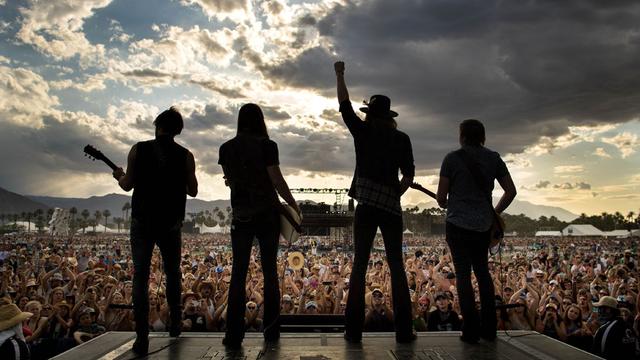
[180,0,250,20]
[17,0,112,66]
[0,66,59,127]
[601,132,639,158]
[254,0,640,168]
[0,0,638,214]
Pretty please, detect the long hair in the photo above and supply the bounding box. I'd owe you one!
[365,114,397,130]
[563,304,583,328]
[237,103,268,138]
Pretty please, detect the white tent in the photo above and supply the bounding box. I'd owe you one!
[13,221,47,232]
[535,231,562,237]
[197,224,225,234]
[603,230,635,238]
[79,224,119,233]
[403,229,414,235]
[562,224,604,237]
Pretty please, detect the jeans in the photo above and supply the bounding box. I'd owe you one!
[225,210,280,341]
[130,219,182,336]
[345,204,413,338]
[445,221,496,337]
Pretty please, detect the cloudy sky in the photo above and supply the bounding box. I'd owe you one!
[0,0,639,215]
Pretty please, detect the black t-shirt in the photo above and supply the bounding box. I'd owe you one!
[218,134,279,217]
[427,309,461,331]
[131,137,188,226]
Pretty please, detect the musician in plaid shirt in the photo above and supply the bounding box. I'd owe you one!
[334,61,416,343]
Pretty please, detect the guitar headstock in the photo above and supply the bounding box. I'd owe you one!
[410,182,424,191]
[83,144,106,162]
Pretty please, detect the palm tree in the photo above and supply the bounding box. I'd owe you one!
[114,217,124,233]
[614,211,624,230]
[35,215,45,232]
[68,207,78,235]
[77,219,86,234]
[217,211,226,231]
[33,209,43,233]
[81,209,90,233]
[122,202,131,224]
[102,209,111,232]
[89,218,98,233]
[93,210,102,232]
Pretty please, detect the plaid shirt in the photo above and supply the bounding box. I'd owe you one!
[352,176,402,216]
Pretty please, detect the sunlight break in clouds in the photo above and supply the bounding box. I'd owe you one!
[602,132,639,158]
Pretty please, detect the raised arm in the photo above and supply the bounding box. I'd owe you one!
[335,61,349,103]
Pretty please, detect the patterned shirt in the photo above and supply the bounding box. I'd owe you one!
[353,176,402,216]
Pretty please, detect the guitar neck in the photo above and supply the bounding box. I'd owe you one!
[101,157,119,171]
[412,185,437,200]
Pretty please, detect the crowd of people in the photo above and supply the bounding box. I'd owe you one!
[0,232,638,358]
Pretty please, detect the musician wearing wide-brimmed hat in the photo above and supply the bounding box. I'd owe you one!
[334,61,416,343]
[0,298,33,359]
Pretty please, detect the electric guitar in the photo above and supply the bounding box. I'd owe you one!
[410,182,505,255]
[83,145,119,172]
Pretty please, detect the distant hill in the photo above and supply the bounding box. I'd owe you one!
[27,193,231,219]
[405,198,578,222]
[503,199,578,222]
[0,185,578,223]
[0,187,49,214]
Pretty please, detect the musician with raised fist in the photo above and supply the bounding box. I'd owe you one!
[112,107,198,355]
[334,61,416,344]
[436,119,516,343]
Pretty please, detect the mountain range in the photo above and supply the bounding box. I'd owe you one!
[0,187,50,215]
[411,198,578,222]
[0,186,578,222]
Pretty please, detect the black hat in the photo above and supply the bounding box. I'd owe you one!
[360,95,398,118]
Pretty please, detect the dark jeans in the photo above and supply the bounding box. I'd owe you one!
[445,221,496,337]
[225,210,280,341]
[130,219,182,336]
[345,204,413,338]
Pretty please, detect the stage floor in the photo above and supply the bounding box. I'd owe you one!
[52,331,601,360]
